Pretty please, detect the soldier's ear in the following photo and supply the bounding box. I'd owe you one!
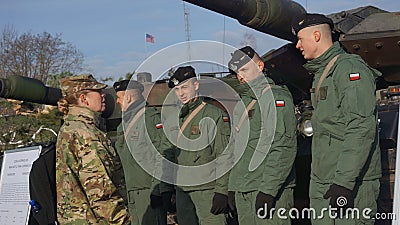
[257,60,264,72]
[79,93,87,105]
[193,80,199,91]
[125,92,133,104]
[314,30,322,42]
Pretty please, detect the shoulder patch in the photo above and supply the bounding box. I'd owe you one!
[276,100,285,107]
[349,73,360,81]
[155,123,163,129]
[223,116,229,122]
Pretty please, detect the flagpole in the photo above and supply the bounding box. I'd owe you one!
[144,33,148,58]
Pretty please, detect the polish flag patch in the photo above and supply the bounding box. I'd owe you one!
[155,123,163,129]
[276,100,285,107]
[223,116,229,122]
[349,73,360,81]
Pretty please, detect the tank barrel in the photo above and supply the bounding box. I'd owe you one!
[0,75,62,106]
[183,0,306,42]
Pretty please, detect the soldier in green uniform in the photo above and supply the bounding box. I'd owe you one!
[292,14,382,224]
[162,66,231,225]
[113,79,169,225]
[56,74,131,225]
[227,46,297,225]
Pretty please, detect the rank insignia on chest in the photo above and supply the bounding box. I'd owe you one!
[129,131,139,141]
[155,123,163,129]
[276,100,285,107]
[349,73,360,81]
[320,86,328,100]
[191,125,200,135]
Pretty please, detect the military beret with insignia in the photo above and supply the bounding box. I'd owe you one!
[291,13,334,36]
[168,66,197,88]
[60,74,107,97]
[228,46,256,72]
[113,79,144,93]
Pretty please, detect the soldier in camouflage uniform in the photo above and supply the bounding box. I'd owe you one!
[227,46,297,225]
[56,74,131,225]
[162,66,231,225]
[113,80,169,225]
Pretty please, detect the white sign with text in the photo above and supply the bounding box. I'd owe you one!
[0,146,41,225]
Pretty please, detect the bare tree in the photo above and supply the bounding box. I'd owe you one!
[0,26,84,83]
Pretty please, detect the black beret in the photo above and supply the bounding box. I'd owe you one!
[113,80,144,93]
[291,13,334,35]
[168,66,197,88]
[228,46,255,72]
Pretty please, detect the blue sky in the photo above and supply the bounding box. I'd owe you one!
[0,0,399,83]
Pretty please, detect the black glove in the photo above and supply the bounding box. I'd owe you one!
[255,192,275,219]
[228,191,237,212]
[210,192,228,215]
[162,192,175,213]
[150,194,163,209]
[323,184,353,210]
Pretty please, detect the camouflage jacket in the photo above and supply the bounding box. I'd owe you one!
[55,105,131,225]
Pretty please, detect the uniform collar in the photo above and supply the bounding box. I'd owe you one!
[65,105,100,127]
[245,73,274,99]
[123,98,146,123]
[304,41,345,74]
[180,96,203,118]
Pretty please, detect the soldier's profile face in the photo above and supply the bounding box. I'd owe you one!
[296,27,318,60]
[116,91,128,112]
[237,59,263,84]
[85,90,106,112]
[173,78,199,104]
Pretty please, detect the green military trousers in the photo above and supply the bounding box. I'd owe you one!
[309,179,380,225]
[236,188,293,225]
[176,188,227,225]
[127,189,167,225]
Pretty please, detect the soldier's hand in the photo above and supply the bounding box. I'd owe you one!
[150,194,163,209]
[161,191,176,213]
[227,191,237,215]
[323,184,353,210]
[255,192,275,219]
[210,192,228,215]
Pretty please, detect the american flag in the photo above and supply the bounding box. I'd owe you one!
[145,33,154,43]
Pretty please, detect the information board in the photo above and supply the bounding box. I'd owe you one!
[0,146,41,225]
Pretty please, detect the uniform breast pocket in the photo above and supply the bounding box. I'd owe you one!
[319,86,328,100]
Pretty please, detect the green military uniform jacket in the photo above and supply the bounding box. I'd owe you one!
[115,99,170,195]
[228,75,297,197]
[56,106,130,225]
[163,97,231,194]
[304,41,382,190]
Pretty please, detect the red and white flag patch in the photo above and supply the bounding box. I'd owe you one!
[223,116,229,122]
[276,100,285,107]
[349,73,360,81]
[155,123,163,129]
